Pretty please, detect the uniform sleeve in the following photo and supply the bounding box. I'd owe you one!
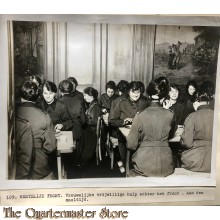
[61,105,74,131]
[180,114,194,149]
[72,103,86,140]
[100,94,104,108]
[15,120,34,179]
[109,101,124,127]
[169,112,177,139]
[127,115,141,151]
[87,104,101,125]
[79,104,86,125]
[42,115,57,153]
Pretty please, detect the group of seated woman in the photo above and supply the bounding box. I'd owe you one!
[15,76,100,179]
[15,74,215,179]
[126,77,215,177]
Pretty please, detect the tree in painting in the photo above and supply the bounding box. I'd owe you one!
[154,26,219,86]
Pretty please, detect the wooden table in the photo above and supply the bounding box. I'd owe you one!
[119,126,184,176]
[55,131,76,180]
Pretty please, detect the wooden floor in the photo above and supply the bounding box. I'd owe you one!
[65,153,126,179]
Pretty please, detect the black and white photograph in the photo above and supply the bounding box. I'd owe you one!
[0,15,220,198]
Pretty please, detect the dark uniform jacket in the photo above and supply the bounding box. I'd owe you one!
[100,93,119,112]
[109,95,148,127]
[16,102,56,179]
[59,94,86,140]
[80,100,101,165]
[36,99,73,130]
[110,93,127,113]
[127,102,176,177]
[71,90,84,103]
[170,101,185,125]
[181,94,196,121]
[15,116,34,179]
[180,105,214,172]
[86,100,102,126]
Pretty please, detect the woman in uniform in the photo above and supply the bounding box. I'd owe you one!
[182,80,198,120]
[109,80,129,114]
[109,81,149,165]
[100,80,118,114]
[79,87,101,167]
[36,80,73,177]
[16,80,56,180]
[67,76,84,103]
[36,81,73,132]
[163,83,185,126]
[59,80,86,166]
[180,88,214,173]
[126,78,176,177]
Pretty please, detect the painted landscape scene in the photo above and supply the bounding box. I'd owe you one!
[154,26,220,86]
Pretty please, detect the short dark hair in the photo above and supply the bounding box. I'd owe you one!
[199,81,215,97]
[169,83,180,92]
[83,87,98,100]
[156,76,169,87]
[116,80,129,93]
[196,89,212,102]
[30,75,42,86]
[59,80,73,94]
[186,80,198,93]
[147,79,168,100]
[67,77,78,87]
[105,81,116,91]
[153,76,170,98]
[43,81,57,93]
[19,80,39,102]
[128,81,142,92]
[137,81,145,94]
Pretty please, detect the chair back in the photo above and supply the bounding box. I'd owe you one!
[96,116,103,165]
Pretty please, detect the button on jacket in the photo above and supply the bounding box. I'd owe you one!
[36,99,73,131]
[127,102,176,177]
[180,105,214,172]
[16,102,56,179]
[109,96,148,127]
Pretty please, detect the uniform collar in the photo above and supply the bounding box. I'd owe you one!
[43,98,57,110]
[127,96,140,105]
[149,101,161,107]
[89,99,98,107]
[19,102,36,107]
[197,104,211,111]
[62,94,71,97]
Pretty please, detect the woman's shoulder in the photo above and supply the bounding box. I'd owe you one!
[56,99,69,110]
[101,93,106,97]
[90,101,101,109]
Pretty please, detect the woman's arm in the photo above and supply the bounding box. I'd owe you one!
[127,115,141,151]
[60,105,73,130]
[43,115,57,154]
[180,114,194,149]
[109,101,124,127]
[87,103,101,125]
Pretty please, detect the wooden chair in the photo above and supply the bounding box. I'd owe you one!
[125,149,131,177]
[102,113,119,169]
[107,135,119,169]
[96,116,103,165]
